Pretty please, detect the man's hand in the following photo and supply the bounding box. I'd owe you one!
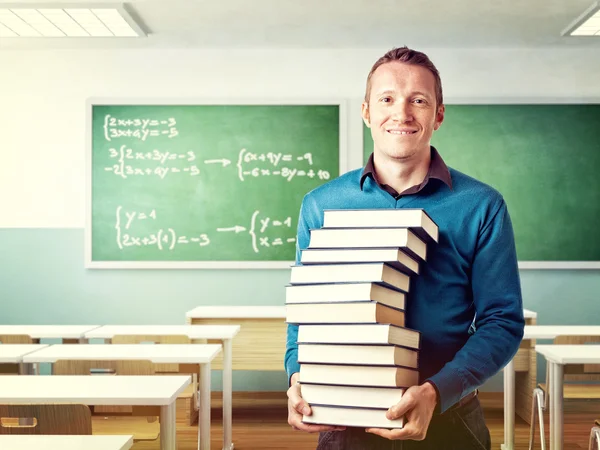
[366,382,438,440]
[287,373,346,433]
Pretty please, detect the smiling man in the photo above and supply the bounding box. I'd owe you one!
[285,47,525,449]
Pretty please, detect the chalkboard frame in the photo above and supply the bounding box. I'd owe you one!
[360,97,600,270]
[85,98,349,269]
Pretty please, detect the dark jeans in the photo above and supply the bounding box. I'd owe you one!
[315,396,491,450]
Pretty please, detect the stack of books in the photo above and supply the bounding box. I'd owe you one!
[285,209,438,429]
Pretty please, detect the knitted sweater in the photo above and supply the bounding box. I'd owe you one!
[285,166,525,413]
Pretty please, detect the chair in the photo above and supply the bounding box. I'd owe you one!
[529,336,600,450]
[590,423,600,450]
[0,335,32,344]
[0,335,33,375]
[112,334,200,426]
[53,359,160,442]
[0,404,91,435]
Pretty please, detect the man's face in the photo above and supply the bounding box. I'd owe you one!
[362,61,444,162]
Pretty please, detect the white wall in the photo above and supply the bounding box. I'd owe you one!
[1,47,600,228]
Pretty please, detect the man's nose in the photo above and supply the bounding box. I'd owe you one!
[391,101,413,122]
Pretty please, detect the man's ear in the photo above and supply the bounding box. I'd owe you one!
[433,104,445,131]
[361,102,371,128]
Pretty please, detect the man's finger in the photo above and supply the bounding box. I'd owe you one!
[293,421,345,433]
[365,426,413,440]
[386,396,415,420]
[292,401,311,415]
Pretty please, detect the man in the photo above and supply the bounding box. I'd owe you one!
[285,46,525,449]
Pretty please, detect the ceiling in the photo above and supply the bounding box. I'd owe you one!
[1,0,599,50]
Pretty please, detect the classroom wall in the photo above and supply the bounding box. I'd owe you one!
[1,47,600,391]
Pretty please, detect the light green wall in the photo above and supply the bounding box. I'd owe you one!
[1,229,599,391]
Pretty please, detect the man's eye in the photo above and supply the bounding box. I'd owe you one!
[414,99,425,104]
[380,97,392,103]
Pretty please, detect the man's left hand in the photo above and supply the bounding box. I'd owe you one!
[365,381,438,441]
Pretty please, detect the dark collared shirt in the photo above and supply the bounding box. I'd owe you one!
[360,146,453,198]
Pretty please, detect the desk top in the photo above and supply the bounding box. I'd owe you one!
[0,344,48,363]
[186,306,534,319]
[0,375,190,405]
[525,325,600,339]
[186,306,286,318]
[0,435,133,450]
[22,344,222,364]
[535,344,600,364]
[0,325,100,339]
[84,324,240,339]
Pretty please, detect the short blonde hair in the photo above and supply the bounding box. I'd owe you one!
[365,46,443,107]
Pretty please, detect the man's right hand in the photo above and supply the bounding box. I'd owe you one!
[287,372,346,433]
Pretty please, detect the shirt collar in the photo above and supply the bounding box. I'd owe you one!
[360,146,453,194]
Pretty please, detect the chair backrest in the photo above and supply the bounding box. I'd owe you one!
[53,360,155,416]
[0,335,33,375]
[0,335,32,344]
[112,334,191,373]
[554,335,600,381]
[0,404,91,435]
[53,359,155,376]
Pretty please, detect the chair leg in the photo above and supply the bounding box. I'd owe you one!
[529,388,538,450]
[536,390,546,450]
[529,388,546,450]
[589,427,600,450]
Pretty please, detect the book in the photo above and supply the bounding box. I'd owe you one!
[289,263,409,293]
[297,324,420,349]
[300,383,404,409]
[303,404,403,429]
[299,363,419,388]
[298,344,418,368]
[286,302,405,327]
[308,228,427,261]
[285,282,406,310]
[300,247,419,275]
[323,208,438,243]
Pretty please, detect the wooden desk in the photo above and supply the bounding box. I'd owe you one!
[536,345,600,450]
[0,344,48,363]
[0,344,48,374]
[502,325,600,450]
[186,306,285,372]
[84,325,239,450]
[0,325,100,343]
[23,344,220,450]
[0,435,133,450]
[0,375,189,450]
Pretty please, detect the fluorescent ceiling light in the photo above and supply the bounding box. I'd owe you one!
[0,3,145,37]
[562,1,600,36]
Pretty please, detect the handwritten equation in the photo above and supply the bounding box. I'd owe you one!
[103,145,330,182]
[103,115,179,141]
[217,210,296,253]
[115,207,295,254]
[114,207,209,250]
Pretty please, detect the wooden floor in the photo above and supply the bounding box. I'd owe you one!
[128,392,598,449]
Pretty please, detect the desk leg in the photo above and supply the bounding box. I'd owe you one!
[502,358,515,450]
[550,362,564,450]
[20,363,35,375]
[160,402,177,450]
[199,362,211,450]
[223,338,233,450]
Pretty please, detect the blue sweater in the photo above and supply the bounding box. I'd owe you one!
[285,166,525,413]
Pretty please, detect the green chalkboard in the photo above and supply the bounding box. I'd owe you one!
[88,102,342,267]
[363,104,600,262]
